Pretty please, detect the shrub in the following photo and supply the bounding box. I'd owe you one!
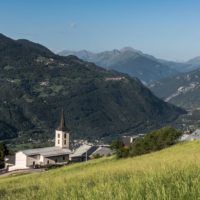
[129,126,182,157]
[111,139,129,158]
[92,154,103,159]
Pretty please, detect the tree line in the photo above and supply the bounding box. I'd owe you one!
[111,126,182,158]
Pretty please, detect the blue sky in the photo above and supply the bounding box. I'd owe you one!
[0,0,200,61]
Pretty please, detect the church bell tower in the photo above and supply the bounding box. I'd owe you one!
[55,109,70,149]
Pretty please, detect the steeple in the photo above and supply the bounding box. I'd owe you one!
[55,109,70,149]
[57,109,69,132]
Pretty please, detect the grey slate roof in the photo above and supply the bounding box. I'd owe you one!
[70,144,98,158]
[21,146,71,157]
[91,146,113,156]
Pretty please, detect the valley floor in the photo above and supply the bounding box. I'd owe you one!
[1,141,200,200]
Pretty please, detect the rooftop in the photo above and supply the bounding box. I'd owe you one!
[71,144,97,157]
[21,146,71,157]
[91,146,113,156]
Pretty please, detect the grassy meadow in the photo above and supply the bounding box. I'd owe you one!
[1,141,200,199]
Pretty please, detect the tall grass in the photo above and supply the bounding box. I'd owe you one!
[1,141,200,199]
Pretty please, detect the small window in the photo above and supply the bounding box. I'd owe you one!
[58,134,60,138]
[64,134,67,138]
[64,140,66,145]
[63,156,65,160]
[47,160,49,164]
[55,159,58,163]
[58,140,60,144]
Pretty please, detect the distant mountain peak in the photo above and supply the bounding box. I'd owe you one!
[58,47,178,83]
[0,33,8,38]
[0,33,14,42]
[120,47,142,54]
[187,56,200,63]
[111,49,121,54]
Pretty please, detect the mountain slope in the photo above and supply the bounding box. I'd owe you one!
[1,141,200,200]
[0,34,184,143]
[185,56,200,71]
[59,48,178,84]
[149,68,200,109]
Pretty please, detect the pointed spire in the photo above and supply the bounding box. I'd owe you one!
[57,109,69,131]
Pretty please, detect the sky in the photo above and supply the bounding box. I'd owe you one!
[1,0,200,61]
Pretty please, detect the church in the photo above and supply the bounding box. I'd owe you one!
[8,110,71,171]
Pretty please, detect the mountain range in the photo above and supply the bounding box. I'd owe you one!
[149,68,200,110]
[59,48,200,84]
[0,33,185,145]
[59,48,178,84]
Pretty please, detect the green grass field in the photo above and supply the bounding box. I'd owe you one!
[1,141,200,200]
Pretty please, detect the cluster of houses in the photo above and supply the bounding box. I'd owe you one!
[5,111,113,172]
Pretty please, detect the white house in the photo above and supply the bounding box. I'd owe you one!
[8,110,71,171]
[179,129,200,141]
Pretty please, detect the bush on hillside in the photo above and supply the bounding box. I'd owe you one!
[129,126,182,157]
[111,139,129,158]
[111,126,182,158]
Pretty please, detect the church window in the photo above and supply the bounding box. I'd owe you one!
[58,134,60,138]
[64,140,66,145]
[58,140,60,144]
[47,160,49,164]
[64,133,67,138]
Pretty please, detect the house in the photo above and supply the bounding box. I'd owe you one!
[70,144,113,162]
[122,135,139,147]
[70,144,98,162]
[180,129,200,141]
[8,110,71,171]
[90,146,113,158]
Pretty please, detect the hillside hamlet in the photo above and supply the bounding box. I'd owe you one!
[3,111,113,172]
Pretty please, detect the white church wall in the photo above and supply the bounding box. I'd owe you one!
[11,151,29,171]
[40,155,44,163]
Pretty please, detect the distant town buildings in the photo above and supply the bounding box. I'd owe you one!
[122,134,144,147]
[179,129,200,141]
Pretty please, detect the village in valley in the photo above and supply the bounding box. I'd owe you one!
[1,108,199,174]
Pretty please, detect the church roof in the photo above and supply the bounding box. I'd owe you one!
[57,109,70,131]
[21,146,71,157]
